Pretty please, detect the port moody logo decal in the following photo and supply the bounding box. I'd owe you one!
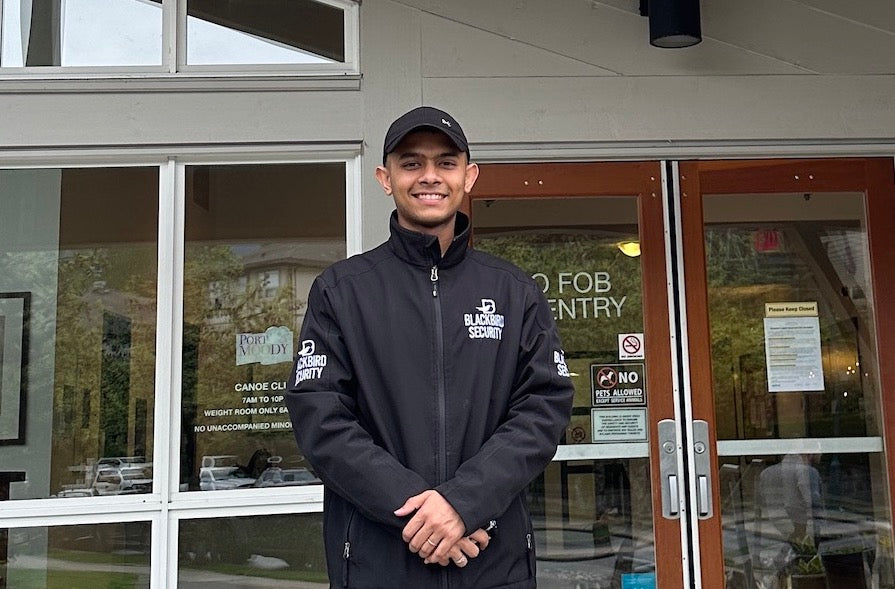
[294,339,328,384]
[235,326,293,366]
[464,298,505,341]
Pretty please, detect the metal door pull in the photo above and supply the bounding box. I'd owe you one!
[668,474,679,516]
[698,475,709,516]
[658,419,681,520]
[693,420,713,519]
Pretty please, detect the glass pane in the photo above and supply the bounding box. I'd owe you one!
[705,192,882,441]
[720,453,893,589]
[178,513,326,587]
[180,163,345,492]
[473,196,656,588]
[2,522,151,588]
[0,168,158,500]
[186,0,344,65]
[0,0,162,67]
[704,190,894,588]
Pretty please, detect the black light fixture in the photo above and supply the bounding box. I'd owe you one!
[641,0,702,48]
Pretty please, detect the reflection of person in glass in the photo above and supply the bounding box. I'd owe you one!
[759,453,823,542]
[286,106,574,588]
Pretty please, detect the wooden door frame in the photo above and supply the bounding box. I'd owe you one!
[467,161,684,588]
[679,157,895,588]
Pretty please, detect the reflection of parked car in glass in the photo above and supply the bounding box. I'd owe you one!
[199,455,256,490]
[98,456,147,469]
[58,487,95,498]
[250,456,321,488]
[93,465,153,495]
[253,461,321,488]
[118,466,153,494]
[93,468,124,495]
[56,456,153,497]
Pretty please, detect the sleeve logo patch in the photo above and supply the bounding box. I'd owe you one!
[465,298,504,340]
[294,339,328,384]
[299,339,315,356]
[554,350,570,377]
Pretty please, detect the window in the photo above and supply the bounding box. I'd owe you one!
[0,167,159,500]
[185,0,345,66]
[0,152,355,587]
[2,522,151,587]
[180,163,345,493]
[178,513,326,586]
[0,0,358,74]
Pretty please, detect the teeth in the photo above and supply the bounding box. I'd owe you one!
[416,193,444,200]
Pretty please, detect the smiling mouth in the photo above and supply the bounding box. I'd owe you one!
[414,193,447,201]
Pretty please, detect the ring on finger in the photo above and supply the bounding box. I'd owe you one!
[426,538,438,547]
[457,556,467,565]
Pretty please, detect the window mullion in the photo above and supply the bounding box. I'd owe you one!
[163,0,178,73]
[150,158,178,588]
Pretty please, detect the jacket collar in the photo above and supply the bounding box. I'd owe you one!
[388,211,470,268]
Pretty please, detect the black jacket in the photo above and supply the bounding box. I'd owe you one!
[286,212,574,589]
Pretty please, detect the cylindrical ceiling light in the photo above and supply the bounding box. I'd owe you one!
[648,0,702,48]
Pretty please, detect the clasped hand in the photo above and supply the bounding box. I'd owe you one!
[394,490,490,568]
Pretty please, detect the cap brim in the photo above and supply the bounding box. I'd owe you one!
[383,124,469,160]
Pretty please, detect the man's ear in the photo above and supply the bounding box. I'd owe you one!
[374,165,393,196]
[464,162,480,194]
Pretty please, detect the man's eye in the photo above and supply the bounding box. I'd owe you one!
[440,161,457,168]
[402,162,420,169]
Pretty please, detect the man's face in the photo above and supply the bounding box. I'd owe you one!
[375,130,479,236]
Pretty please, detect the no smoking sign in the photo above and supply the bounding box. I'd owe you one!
[618,333,644,360]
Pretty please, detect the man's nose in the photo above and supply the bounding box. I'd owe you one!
[418,162,441,183]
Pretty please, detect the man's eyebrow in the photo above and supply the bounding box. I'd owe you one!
[396,150,460,159]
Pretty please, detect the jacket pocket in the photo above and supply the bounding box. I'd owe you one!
[498,495,536,585]
[341,506,357,588]
[525,528,536,578]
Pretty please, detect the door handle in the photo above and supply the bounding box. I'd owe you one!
[693,420,713,519]
[658,419,681,520]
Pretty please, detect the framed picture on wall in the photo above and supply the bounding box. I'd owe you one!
[0,292,30,445]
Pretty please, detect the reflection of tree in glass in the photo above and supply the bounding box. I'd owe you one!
[705,227,868,441]
[476,231,644,356]
[182,244,311,487]
[51,246,158,494]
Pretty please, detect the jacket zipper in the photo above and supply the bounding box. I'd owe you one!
[526,532,534,577]
[431,263,449,589]
[431,264,447,485]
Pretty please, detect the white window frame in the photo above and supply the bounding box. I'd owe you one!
[0,0,360,91]
[0,145,361,589]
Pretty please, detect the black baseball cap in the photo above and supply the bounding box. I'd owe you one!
[382,106,470,164]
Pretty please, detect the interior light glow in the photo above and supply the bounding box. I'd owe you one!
[617,241,641,257]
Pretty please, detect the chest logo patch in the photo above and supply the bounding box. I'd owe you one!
[464,298,505,341]
[294,339,328,384]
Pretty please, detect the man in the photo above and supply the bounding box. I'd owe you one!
[286,106,574,588]
[759,452,824,542]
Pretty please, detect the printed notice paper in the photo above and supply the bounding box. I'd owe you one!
[764,311,825,393]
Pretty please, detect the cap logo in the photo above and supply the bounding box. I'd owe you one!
[441,118,452,128]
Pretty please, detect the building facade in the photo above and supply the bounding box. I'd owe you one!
[2,1,895,587]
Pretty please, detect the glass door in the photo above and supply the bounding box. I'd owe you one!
[470,157,895,589]
[679,158,895,589]
[468,162,686,589]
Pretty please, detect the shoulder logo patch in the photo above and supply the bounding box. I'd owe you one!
[294,339,328,385]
